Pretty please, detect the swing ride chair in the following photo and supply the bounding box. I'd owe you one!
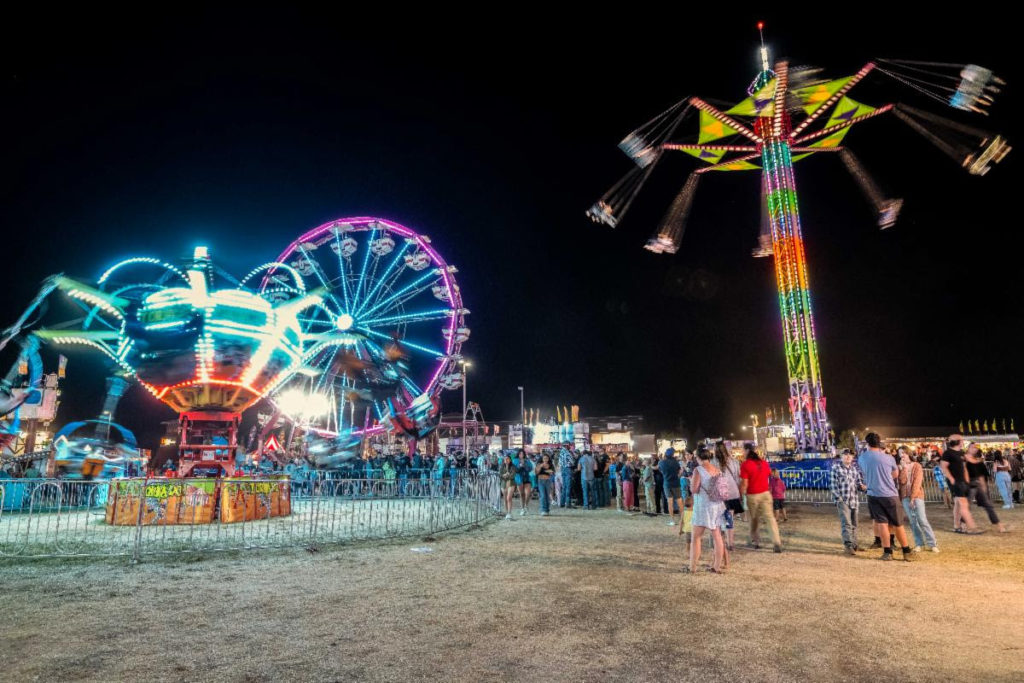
[587,25,1009,451]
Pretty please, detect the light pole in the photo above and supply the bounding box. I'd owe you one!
[461,360,472,452]
[749,414,758,450]
[517,386,524,447]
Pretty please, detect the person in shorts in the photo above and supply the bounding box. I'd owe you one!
[769,467,788,522]
[658,448,683,526]
[857,433,913,561]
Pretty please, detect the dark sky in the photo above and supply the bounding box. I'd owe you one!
[2,10,1019,445]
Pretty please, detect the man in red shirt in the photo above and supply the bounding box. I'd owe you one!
[740,443,782,552]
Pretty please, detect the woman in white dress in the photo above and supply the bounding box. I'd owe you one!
[687,448,727,573]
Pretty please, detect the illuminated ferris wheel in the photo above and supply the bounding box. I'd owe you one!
[260,217,470,433]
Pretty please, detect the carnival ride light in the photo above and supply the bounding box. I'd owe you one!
[587,25,1009,450]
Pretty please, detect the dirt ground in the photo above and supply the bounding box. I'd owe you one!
[2,503,1022,682]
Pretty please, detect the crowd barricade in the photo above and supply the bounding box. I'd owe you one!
[0,471,501,561]
[772,463,948,505]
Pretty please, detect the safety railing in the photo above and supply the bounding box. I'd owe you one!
[0,472,501,561]
[771,466,951,505]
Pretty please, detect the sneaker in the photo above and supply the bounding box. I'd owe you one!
[504,514,512,520]
[911,546,922,553]
[902,551,915,562]
[773,544,782,554]
[930,546,940,553]
[749,542,761,550]
[880,553,893,561]
[844,546,856,556]
[520,509,526,516]
[870,539,882,549]
[667,521,677,526]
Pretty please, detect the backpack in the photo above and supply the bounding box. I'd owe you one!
[707,469,732,502]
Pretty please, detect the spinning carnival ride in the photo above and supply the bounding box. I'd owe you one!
[263,217,469,446]
[588,25,1010,450]
[3,216,468,475]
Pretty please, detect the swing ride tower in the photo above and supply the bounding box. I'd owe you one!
[588,24,1009,451]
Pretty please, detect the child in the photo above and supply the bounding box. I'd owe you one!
[677,491,694,563]
[769,468,788,522]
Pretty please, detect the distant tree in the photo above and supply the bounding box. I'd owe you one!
[837,429,858,452]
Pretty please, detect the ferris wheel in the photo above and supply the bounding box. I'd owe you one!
[259,217,470,434]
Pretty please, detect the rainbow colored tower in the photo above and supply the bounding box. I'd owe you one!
[589,26,1009,451]
[754,63,828,449]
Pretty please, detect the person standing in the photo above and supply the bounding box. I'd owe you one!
[652,454,665,514]
[594,448,609,508]
[858,433,914,561]
[739,443,782,553]
[577,449,597,510]
[558,444,576,509]
[830,448,866,555]
[965,444,1007,532]
[713,441,743,549]
[897,447,939,552]
[535,453,554,516]
[613,453,626,512]
[940,434,980,533]
[769,468,788,523]
[642,457,656,514]
[686,449,726,574]
[620,455,636,513]
[932,457,953,509]
[658,448,683,526]
[992,453,1014,509]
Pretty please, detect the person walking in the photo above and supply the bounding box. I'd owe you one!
[686,449,726,574]
[499,454,517,520]
[642,457,656,514]
[992,452,1014,509]
[858,433,914,561]
[535,453,554,516]
[577,449,597,510]
[830,448,866,555]
[965,444,1008,532]
[897,447,939,552]
[658,448,683,526]
[739,443,782,553]
[940,434,981,533]
[514,449,533,516]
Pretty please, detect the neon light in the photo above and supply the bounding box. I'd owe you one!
[354,241,411,317]
[358,269,439,320]
[360,327,444,358]
[361,308,453,327]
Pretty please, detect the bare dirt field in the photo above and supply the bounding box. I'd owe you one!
[2,503,1022,682]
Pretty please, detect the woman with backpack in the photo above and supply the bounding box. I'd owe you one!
[740,443,782,553]
[713,441,743,551]
[686,447,727,574]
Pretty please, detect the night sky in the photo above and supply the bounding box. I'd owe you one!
[2,11,1019,446]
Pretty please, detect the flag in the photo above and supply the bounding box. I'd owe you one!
[974,419,980,433]
[556,406,562,423]
[1002,418,1007,432]
[58,355,68,378]
[1012,418,1016,432]
[967,421,973,434]
[563,406,570,426]
[959,421,964,433]
[993,418,999,433]
[983,420,989,433]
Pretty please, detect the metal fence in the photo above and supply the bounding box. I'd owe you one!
[0,472,502,561]
[772,466,950,505]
